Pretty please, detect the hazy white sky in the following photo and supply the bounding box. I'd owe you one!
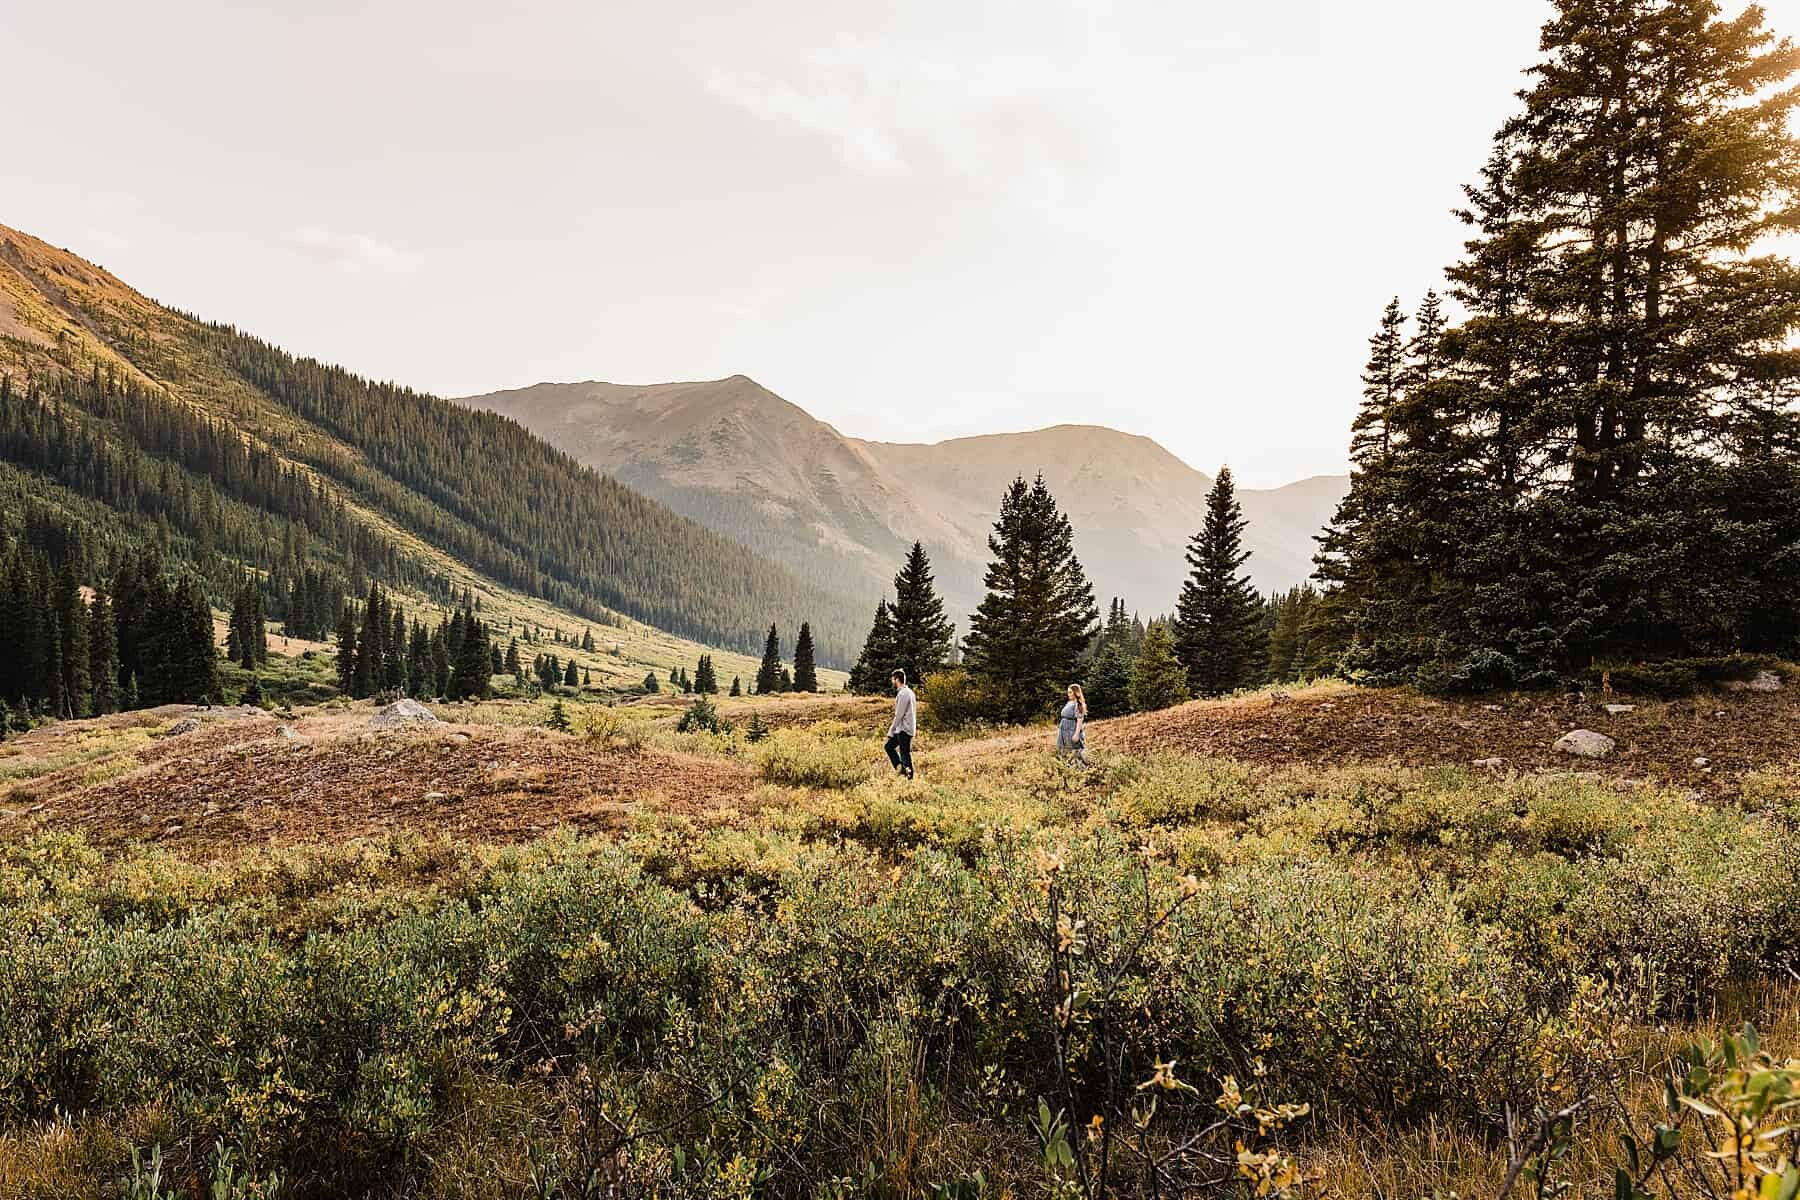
[7,0,1798,485]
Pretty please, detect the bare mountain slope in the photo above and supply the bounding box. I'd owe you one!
[459,378,1347,625]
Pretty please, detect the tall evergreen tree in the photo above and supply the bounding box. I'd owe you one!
[694,654,718,695]
[451,609,492,699]
[729,675,741,697]
[51,559,91,718]
[1326,0,1800,684]
[888,543,955,685]
[335,605,359,694]
[791,624,818,693]
[847,601,897,695]
[755,624,783,695]
[88,587,121,716]
[962,475,1099,723]
[1174,467,1266,696]
[1084,639,1135,719]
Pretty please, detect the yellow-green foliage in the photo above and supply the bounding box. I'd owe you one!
[754,727,876,789]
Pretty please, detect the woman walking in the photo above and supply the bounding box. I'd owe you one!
[1056,683,1089,767]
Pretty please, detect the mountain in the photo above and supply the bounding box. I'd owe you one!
[0,225,867,665]
[458,378,1348,625]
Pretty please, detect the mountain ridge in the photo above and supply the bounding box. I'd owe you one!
[457,377,1349,626]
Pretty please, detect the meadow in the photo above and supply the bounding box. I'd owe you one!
[2,682,1798,1199]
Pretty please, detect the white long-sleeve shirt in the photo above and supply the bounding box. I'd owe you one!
[889,685,916,736]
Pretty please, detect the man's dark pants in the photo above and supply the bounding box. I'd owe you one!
[885,731,913,777]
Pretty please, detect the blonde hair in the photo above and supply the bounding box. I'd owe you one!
[1068,683,1086,717]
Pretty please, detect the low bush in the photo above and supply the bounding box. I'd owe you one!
[754,728,875,789]
[917,669,988,731]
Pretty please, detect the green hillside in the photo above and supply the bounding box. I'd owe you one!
[0,224,864,666]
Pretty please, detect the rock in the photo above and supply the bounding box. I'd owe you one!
[1693,756,1710,768]
[1553,729,1615,759]
[369,699,441,729]
[1603,704,1636,715]
[161,717,201,737]
[1482,704,1502,712]
[278,725,304,742]
[448,731,471,745]
[203,802,220,816]
[1472,757,1505,769]
[1726,669,1783,693]
[423,791,450,803]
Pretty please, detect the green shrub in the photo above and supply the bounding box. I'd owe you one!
[754,728,874,789]
[675,696,731,735]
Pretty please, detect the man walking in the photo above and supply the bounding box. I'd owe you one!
[885,668,915,779]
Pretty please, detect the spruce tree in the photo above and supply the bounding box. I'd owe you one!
[755,624,783,695]
[563,658,579,688]
[888,542,955,685]
[643,671,661,694]
[1084,640,1135,719]
[791,624,818,693]
[1328,0,1800,683]
[962,475,1099,723]
[353,585,383,698]
[52,560,91,718]
[848,601,897,695]
[88,587,121,715]
[335,606,359,694]
[1129,622,1189,713]
[729,675,741,697]
[1174,467,1266,696]
[694,654,718,695]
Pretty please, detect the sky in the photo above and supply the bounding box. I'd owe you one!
[7,0,1799,486]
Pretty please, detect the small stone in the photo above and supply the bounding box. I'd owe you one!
[1472,757,1505,769]
[1482,704,1502,712]
[161,717,201,737]
[424,791,450,803]
[138,812,154,826]
[1553,729,1615,759]
[278,725,303,742]
[203,802,220,815]
[448,731,471,744]
[1692,756,1710,768]
[1603,704,1636,715]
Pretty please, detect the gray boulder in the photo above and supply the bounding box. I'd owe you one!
[160,717,201,738]
[1553,729,1615,759]
[369,699,441,729]
[1726,670,1783,693]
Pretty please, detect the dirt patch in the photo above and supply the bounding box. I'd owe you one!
[3,715,756,854]
[1096,684,1800,795]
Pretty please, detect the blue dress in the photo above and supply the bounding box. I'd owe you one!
[1056,700,1084,749]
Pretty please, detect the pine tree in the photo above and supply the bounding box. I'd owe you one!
[430,626,451,698]
[581,628,596,652]
[729,675,741,697]
[335,606,359,694]
[452,609,491,699]
[546,699,571,732]
[408,621,431,696]
[353,584,383,698]
[962,475,1099,723]
[755,624,783,695]
[1173,467,1266,696]
[505,638,522,676]
[1328,0,1800,683]
[1129,622,1189,713]
[888,543,955,685]
[52,560,91,718]
[88,587,121,715]
[847,601,897,695]
[1084,640,1135,719]
[694,654,718,695]
[643,671,661,694]
[791,624,818,693]
[563,658,579,687]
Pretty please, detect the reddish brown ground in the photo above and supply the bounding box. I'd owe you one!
[1095,681,1799,795]
[4,682,1794,856]
[1,707,756,854]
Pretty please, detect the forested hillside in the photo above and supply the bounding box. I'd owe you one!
[0,225,864,663]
